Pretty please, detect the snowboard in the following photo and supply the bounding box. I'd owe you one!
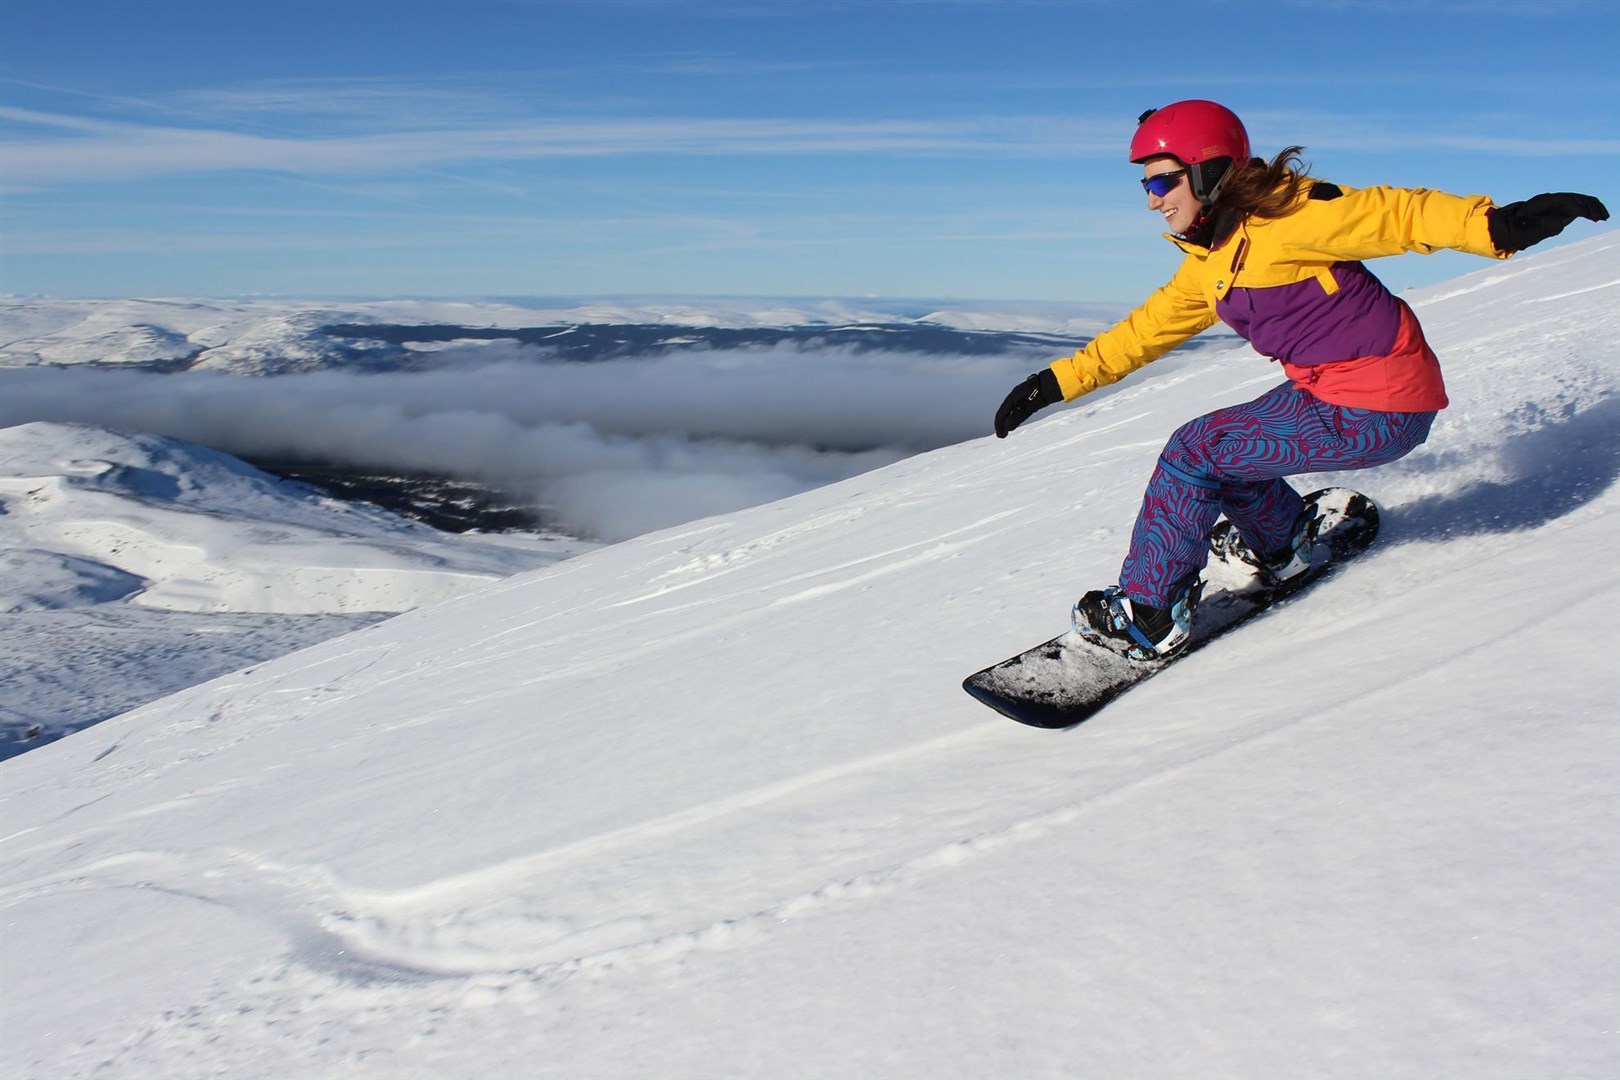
[962,488,1380,729]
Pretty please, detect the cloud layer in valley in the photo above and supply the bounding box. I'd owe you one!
[0,341,1075,541]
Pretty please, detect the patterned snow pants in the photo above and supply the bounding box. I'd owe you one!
[1119,382,1436,606]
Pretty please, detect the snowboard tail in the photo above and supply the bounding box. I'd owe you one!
[963,488,1379,729]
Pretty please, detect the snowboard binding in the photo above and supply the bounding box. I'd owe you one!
[1209,488,1380,591]
[1072,576,1203,663]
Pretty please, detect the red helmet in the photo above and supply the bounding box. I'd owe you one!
[1130,100,1250,165]
[1130,100,1251,205]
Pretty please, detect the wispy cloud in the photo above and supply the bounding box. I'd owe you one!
[0,198,1146,259]
[5,88,1617,188]
[0,105,1135,185]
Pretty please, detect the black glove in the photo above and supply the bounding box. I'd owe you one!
[1489,192,1609,254]
[994,369,1064,438]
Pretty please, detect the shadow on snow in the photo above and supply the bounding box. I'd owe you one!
[1390,395,1620,542]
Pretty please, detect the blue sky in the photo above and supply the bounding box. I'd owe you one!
[2,0,1615,302]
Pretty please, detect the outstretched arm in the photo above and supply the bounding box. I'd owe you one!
[1283,184,1608,263]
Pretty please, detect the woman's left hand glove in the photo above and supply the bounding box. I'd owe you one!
[1489,192,1609,253]
[994,369,1064,438]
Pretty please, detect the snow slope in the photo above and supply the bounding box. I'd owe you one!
[1,234,1617,1078]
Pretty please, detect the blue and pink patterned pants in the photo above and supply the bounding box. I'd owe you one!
[1119,382,1435,605]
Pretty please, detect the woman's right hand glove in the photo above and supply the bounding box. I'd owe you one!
[1488,192,1609,253]
[994,369,1064,438]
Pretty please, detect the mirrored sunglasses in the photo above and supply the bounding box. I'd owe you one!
[1140,169,1188,197]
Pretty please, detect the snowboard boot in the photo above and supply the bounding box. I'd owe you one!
[1072,576,1202,662]
[1209,499,1323,587]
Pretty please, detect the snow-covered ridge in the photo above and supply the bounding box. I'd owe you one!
[0,233,1616,1078]
[0,422,594,756]
[0,422,586,616]
[0,295,1123,374]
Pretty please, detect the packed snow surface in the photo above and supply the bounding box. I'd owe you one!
[2,234,1617,1078]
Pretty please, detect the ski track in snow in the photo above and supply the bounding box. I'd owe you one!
[9,521,1610,989]
[21,530,1613,1080]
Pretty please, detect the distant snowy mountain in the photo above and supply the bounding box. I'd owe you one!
[1,234,1614,1078]
[0,295,1123,375]
[0,422,586,615]
[0,422,592,755]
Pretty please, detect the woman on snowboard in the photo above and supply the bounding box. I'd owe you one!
[993,99,1607,661]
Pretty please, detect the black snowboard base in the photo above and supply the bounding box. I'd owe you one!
[963,488,1379,729]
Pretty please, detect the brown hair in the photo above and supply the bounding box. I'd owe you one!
[1211,145,1314,220]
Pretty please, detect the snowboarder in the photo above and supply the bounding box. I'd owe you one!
[992,99,1608,661]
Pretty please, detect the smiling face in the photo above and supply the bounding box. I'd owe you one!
[1141,155,1203,235]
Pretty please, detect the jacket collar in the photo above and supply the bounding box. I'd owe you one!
[1165,204,1245,255]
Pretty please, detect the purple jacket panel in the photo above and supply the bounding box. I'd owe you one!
[1215,261,1404,367]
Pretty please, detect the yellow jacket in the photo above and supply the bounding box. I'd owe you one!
[1048,183,1508,402]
